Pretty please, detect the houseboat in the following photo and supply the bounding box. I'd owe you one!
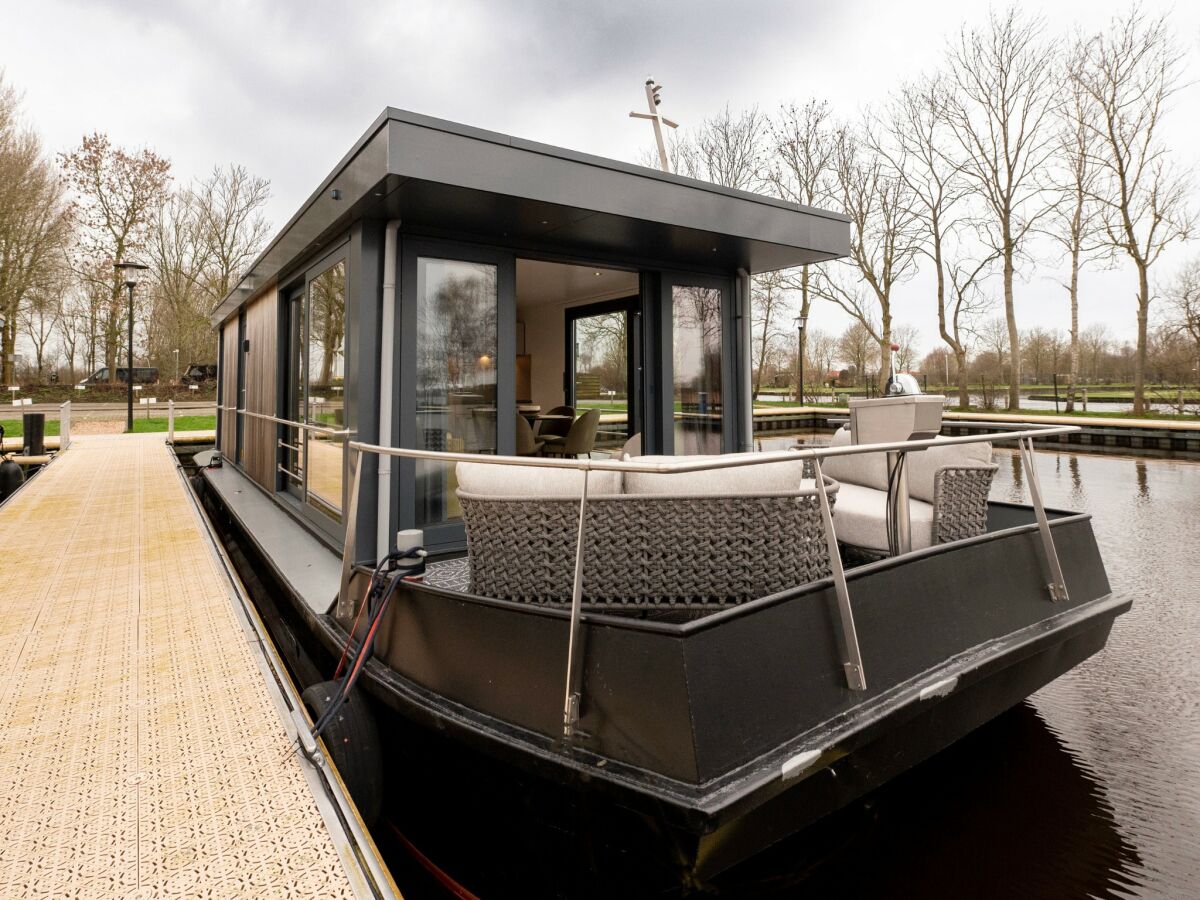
[197,109,1128,892]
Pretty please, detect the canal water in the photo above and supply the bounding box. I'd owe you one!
[715,440,1200,898]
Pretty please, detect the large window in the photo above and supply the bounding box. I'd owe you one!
[282,257,346,520]
[672,284,723,455]
[415,257,498,529]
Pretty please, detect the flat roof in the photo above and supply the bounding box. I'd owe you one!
[211,108,850,324]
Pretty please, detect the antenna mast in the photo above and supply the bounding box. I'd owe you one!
[630,78,679,173]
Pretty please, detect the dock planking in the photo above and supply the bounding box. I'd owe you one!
[0,434,387,897]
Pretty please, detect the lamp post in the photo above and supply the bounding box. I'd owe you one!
[794,315,808,406]
[114,261,148,432]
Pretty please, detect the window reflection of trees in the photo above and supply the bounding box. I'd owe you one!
[308,261,345,392]
[417,263,497,405]
[673,285,722,397]
[575,312,628,399]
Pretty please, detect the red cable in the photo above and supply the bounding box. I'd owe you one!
[386,820,480,900]
[334,573,376,680]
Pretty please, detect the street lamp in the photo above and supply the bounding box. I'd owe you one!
[794,315,808,405]
[114,261,148,432]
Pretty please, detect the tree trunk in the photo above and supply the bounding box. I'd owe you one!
[1,323,15,385]
[955,349,970,408]
[1003,243,1021,410]
[1065,246,1080,413]
[798,265,811,403]
[1133,262,1149,416]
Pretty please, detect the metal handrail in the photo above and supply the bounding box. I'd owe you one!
[340,421,1079,737]
[216,404,352,438]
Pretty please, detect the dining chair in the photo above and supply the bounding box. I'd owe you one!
[515,411,544,456]
[536,405,574,439]
[542,408,600,459]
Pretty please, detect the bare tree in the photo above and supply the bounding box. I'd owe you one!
[145,189,211,376]
[806,327,837,394]
[838,321,877,386]
[196,164,271,303]
[1163,258,1200,387]
[0,73,73,385]
[890,323,922,373]
[1070,10,1195,414]
[59,132,171,382]
[1046,37,1104,411]
[812,126,922,388]
[944,247,997,406]
[765,100,838,377]
[670,104,765,191]
[18,283,60,381]
[943,7,1059,409]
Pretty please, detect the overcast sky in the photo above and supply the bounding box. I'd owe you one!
[3,0,1199,357]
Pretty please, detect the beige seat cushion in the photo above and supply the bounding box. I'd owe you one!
[820,427,889,491]
[903,437,993,503]
[456,461,622,497]
[621,454,816,496]
[832,482,934,553]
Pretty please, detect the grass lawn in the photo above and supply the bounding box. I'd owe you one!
[0,418,62,438]
[130,415,217,433]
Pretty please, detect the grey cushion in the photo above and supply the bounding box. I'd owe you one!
[456,461,622,497]
[622,454,817,496]
[904,437,993,503]
[832,482,934,553]
[820,427,889,491]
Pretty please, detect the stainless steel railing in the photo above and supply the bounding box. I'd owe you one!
[341,421,1079,737]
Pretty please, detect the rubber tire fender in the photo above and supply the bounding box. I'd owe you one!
[302,681,384,826]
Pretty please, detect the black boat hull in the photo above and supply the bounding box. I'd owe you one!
[196,473,1128,885]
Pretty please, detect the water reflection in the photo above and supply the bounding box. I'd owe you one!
[714,704,1142,898]
[1134,460,1149,501]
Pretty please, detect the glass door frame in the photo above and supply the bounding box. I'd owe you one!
[396,237,517,552]
[275,243,351,543]
[564,295,643,448]
[655,271,737,456]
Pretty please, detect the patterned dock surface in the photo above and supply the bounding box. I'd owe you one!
[0,435,375,898]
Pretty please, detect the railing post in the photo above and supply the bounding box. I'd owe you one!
[1017,437,1069,602]
[562,467,591,738]
[812,458,867,691]
[168,399,175,444]
[337,445,365,619]
[58,400,71,452]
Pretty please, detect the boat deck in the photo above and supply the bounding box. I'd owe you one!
[0,434,392,897]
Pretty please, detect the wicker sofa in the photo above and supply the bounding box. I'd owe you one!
[455,456,838,606]
[820,426,997,554]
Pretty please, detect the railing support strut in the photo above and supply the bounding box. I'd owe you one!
[813,460,867,691]
[562,468,591,738]
[1018,437,1069,602]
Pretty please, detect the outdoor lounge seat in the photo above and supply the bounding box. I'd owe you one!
[820,426,997,554]
[455,454,836,606]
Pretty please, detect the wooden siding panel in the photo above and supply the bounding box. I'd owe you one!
[219,322,239,459]
[243,288,278,490]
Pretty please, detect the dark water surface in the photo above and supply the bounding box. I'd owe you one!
[714,445,1200,899]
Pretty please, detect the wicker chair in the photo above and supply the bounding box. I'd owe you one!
[456,458,836,606]
[819,427,997,553]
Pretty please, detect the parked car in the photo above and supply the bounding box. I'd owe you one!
[181,363,218,385]
[78,366,159,386]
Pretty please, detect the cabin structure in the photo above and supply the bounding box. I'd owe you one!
[211,108,850,558]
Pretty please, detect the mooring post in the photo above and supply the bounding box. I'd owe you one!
[168,399,175,444]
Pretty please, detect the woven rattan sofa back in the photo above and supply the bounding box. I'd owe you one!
[458,481,837,606]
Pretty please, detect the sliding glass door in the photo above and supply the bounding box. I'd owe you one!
[566,297,641,452]
[401,241,515,549]
[280,252,347,524]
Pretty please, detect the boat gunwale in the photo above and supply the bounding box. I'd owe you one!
[391,505,1094,637]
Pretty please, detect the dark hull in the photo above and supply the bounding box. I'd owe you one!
[196,473,1128,885]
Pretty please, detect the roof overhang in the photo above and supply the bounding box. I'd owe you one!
[211,108,849,325]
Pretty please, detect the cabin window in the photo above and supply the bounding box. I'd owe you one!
[671,284,724,454]
[282,257,346,520]
[414,257,498,529]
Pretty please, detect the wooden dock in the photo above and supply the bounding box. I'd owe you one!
[0,434,396,897]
